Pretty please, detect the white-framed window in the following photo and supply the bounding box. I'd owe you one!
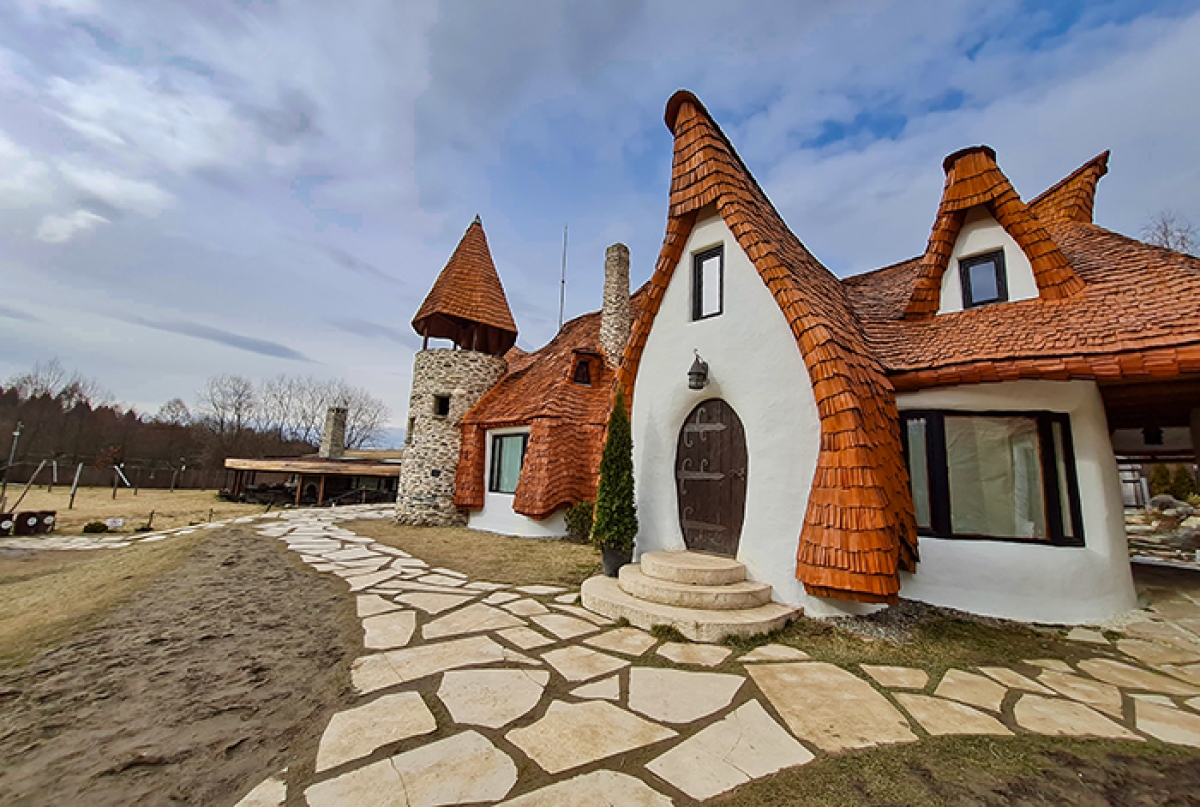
[488,432,529,494]
[692,245,723,321]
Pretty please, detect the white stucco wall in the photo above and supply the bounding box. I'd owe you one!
[468,426,568,538]
[897,379,1137,624]
[938,207,1039,314]
[630,213,873,615]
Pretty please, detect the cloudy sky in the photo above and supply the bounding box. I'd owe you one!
[2,0,1198,443]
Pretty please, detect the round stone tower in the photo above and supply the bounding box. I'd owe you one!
[396,216,517,526]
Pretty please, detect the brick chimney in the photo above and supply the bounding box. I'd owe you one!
[319,406,347,459]
[600,243,631,368]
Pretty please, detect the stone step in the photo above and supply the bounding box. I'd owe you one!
[639,550,746,586]
[618,565,772,611]
[581,575,799,643]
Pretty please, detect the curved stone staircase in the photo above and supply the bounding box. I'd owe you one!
[581,551,799,642]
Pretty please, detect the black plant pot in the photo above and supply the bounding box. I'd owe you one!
[601,547,633,577]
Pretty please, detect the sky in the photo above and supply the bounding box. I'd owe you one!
[2,0,1198,445]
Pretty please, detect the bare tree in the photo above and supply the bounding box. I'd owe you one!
[1142,211,1196,255]
[155,398,192,426]
[197,375,257,438]
[256,375,297,440]
[335,382,391,449]
[8,358,68,400]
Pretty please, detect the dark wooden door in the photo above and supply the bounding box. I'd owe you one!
[675,398,748,556]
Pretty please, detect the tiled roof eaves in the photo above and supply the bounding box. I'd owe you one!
[412,219,519,338]
[622,91,918,605]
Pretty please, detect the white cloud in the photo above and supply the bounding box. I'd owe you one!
[57,162,174,216]
[0,131,54,208]
[36,209,108,242]
[16,0,101,16]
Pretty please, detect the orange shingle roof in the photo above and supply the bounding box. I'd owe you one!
[617,90,918,604]
[903,146,1085,319]
[412,217,518,354]
[454,312,617,520]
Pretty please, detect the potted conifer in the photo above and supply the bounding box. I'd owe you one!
[592,387,637,576]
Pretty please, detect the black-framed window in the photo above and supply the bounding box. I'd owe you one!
[959,249,1008,308]
[433,395,451,417]
[488,432,528,494]
[692,245,723,321]
[900,410,1084,546]
[572,358,591,385]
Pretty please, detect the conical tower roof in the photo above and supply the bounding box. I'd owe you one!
[412,216,518,355]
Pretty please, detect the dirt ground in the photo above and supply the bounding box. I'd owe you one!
[0,487,264,534]
[0,527,359,806]
[346,518,601,587]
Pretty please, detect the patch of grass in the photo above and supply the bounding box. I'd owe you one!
[727,735,1197,807]
[344,520,600,587]
[722,625,788,651]
[0,487,261,534]
[650,624,687,643]
[0,536,201,667]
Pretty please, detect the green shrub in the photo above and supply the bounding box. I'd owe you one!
[591,387,637,553]
[564,500,594,544]
[82,521,108,534]
[1149,464,1173,497]
[1170,465,1198,501]
[1188,493,1200,509]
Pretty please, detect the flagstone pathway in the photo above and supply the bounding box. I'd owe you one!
[9,504,1200,804]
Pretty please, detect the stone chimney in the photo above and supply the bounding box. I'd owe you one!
[600,243,631,368]
[319,406,348,459]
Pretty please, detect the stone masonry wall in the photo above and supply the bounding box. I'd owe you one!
[395,349,507,526]
[600,242,632,368]
[318,407,347,459]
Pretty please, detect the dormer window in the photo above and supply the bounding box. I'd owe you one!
[692,246,723,320]
[572,358,592,385]
[960,249,1008,308]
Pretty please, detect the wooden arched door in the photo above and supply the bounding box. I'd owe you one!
[675,398,748,556]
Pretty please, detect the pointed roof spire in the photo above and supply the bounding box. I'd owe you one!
[412,217,518,355]
[1028,151,1109,225]
[904,145,1085,319]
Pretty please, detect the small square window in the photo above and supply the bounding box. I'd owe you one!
[488,433,528,494]
[692,246,723,321]
[433,395,451,417]
[572,359,591,385]
[959,249,1008,308]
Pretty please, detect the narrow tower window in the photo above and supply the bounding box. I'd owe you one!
[433,395,451,417]
[692,246,724,320]
[573,359,591,385]
[959,249,1008,308]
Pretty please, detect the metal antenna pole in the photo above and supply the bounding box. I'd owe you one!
[558,224,568,331]
[1,421,22,509]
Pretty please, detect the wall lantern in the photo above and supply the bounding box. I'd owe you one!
[688,350,709,390]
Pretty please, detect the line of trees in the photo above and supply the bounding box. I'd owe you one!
[0,359,392,480]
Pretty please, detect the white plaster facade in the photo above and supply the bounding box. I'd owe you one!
[467,426,568,538]
[938,207,1039,314]
[897,379,1137,624]
[628,212,869,614]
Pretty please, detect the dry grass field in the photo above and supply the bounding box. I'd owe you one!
[0,486,264,533]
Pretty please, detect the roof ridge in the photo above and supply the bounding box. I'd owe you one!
[1027,151,1110,221]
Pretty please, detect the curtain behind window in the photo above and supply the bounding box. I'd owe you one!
[493,434,526,494]
[945,416,1046,540]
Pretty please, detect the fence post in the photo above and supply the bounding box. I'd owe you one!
[69,463,82,510]
[112,467,118,500]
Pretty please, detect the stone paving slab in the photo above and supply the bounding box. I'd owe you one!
[397,592,476,615]
[656,642,732,667]
[1013,694,1142,740]
[316,691,437,772]
[422,603,526,640]
[1077,658,1200,695]
[346,571,399,592]
[233,773,287,807]
[496,626,555,650]
[933,669,1007,712]
[352,636,532,693]
[1066,627,1110,645]
[978,666,1055,695]
[542,645,630,682]
[529,613,600,641]
[1161,663,1200,687]
[748,662,918,752]
[1135,700,1200,747]
[502,599,551,617]
[1026,658,1074,672]
[628,667,743,724]
[645,700,813,802]
[363,610,417,650]
[549,603,613,625]
[571,675,620,700]
[1037,670,1124,718]
[357,594,401,618]
[583,627,657,657]
[484,591,521,605]
[498,770,672,806]
[860,665,928,690]
[305,757,406,806]
[437,669,550,728]
[739,644,810,663]
[894,694,1012,736]
[416,573,468,588]
[516,585,568,596]
[1118,638,1200,666]
[506,700,677,774]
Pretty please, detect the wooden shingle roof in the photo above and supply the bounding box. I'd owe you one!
[903,146,1085,319]
[618,90,918,604]
[412,217,518,355]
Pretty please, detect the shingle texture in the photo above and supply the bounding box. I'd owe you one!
[617,91,918,604]
[412,218,518,355]
[903,147,1085,319]
[846,153,1200,391]
[454,312,617,520]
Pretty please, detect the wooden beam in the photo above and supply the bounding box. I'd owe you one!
[317,475,326,506]
[295,475,303,506]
